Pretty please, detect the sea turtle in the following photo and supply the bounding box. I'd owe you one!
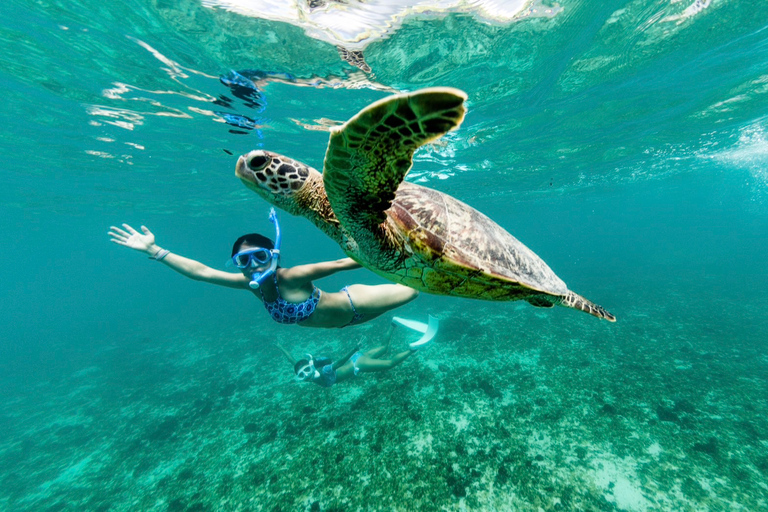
[234,87,615,322]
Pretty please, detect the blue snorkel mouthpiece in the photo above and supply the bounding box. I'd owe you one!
[249,207,282,290]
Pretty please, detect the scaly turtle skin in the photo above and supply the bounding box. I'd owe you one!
[235,88,615,322]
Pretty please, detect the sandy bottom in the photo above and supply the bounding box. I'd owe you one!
[1,295,767,511]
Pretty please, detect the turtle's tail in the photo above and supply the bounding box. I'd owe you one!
[560,291,616,322]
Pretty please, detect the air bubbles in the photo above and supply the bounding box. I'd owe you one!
[709,119,768,178]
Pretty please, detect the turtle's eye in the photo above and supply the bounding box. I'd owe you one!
[248,155,269,170]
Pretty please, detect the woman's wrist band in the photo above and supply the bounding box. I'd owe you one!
[150,248,170,261]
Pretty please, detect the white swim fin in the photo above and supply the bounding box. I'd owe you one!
[392,315,439,349]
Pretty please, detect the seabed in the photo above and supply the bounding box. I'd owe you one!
[1,297,767,511]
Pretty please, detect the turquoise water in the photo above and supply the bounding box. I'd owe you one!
[2,0,768,510]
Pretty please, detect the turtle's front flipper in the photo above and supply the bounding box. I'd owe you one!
[323,88,467,231]
[560,291,616,322]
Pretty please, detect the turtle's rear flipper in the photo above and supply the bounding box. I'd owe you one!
[560,291,616,322]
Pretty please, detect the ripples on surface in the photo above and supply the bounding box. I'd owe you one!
[4,0,767,214]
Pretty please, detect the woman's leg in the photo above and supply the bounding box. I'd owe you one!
[334,361,356,383]
[344,284,418,322]
[363,324,395,359]
[355,349,415,373]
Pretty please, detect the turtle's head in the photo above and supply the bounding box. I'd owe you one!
[236,149,340,241]
[236,150,316,215]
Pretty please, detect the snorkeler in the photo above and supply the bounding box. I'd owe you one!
[108,208,418,328]
[277,318,437,387]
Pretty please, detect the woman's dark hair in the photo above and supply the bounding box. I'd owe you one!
[294,359,310,374]
[231,233,274,256]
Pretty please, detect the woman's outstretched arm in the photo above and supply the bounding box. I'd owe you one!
[280,258,362,286]
[108,223,248,289]
[276,344,297,366]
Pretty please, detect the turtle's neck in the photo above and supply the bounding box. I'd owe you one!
[293,171,345,246]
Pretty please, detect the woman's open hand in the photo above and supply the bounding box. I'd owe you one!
[108,224,156,254]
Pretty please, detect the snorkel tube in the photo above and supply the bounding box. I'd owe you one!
[249,207,282,290]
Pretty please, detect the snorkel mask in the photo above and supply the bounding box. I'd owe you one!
[295,354,320,382]
[230,207,281,290]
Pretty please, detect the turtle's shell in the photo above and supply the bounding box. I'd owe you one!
[320,87,567,300]
[381,182,568,300]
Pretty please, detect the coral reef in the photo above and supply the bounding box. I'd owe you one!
[1,295,767,511]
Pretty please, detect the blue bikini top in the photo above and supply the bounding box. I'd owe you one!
[259,274,320,324]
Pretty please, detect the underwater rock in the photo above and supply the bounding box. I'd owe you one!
[147,416,179,441]
[515,402,533,417]
[446,470,468,498]
[477,378,502,399]
[655,405,679,423]
[43,502,67,512]
[495,465,510,486]
[132,457,154,477]
[178,468,195,481]
[673,399,696,414]
[737,420,762,442]
[219,383,237,398]
[236,371,255,391]
[754,456,768,475]
[692,437,719,457]
[192,399,213,419]
[167,498,186,511]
